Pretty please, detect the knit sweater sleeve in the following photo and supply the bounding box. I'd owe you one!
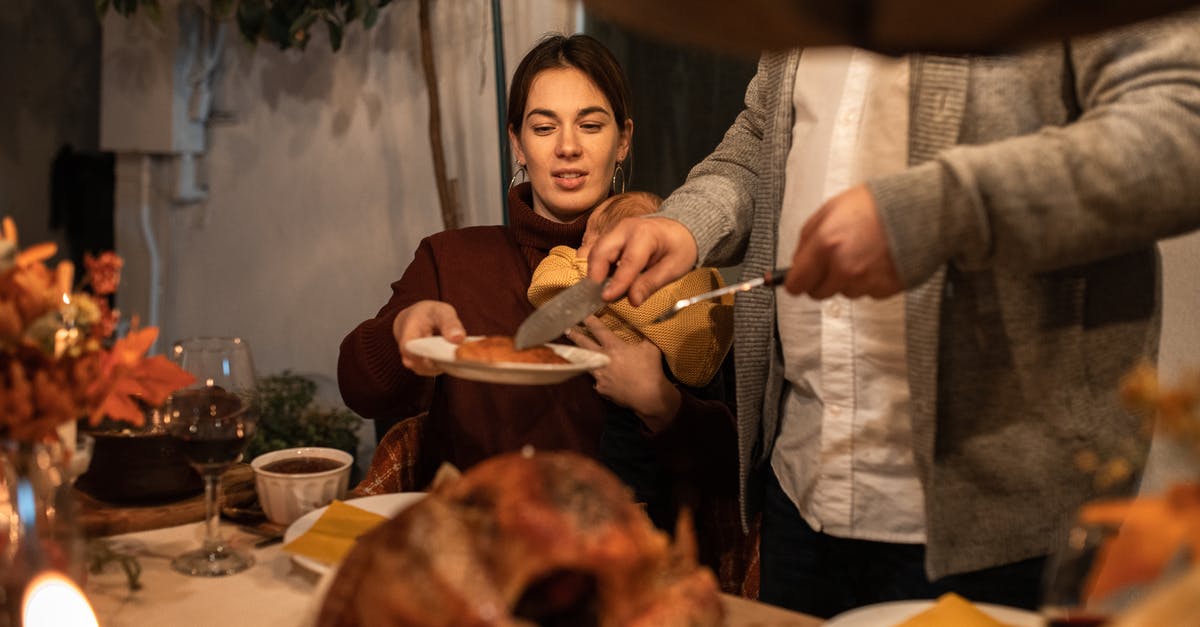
[337,239,438,421]
[869,11,1200,287]
[656,54,782,268]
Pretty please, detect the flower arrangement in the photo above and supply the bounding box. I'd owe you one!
[1048,361,1200,621]
[0,218,194,442]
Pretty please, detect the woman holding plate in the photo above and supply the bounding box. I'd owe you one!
[337,37,746,585]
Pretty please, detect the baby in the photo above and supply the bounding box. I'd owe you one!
[528,192,733,388]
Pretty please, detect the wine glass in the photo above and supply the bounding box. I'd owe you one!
[161,337,258,577]
[1041,520,1116,626]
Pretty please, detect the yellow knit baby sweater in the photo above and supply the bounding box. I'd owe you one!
[528,245,733,387]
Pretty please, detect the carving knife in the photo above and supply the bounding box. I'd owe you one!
[652,266,790,323]
[513,277,607,350]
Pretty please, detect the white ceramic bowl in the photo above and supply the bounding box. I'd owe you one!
[250,447,353,525]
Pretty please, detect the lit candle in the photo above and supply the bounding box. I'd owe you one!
[53,293,80,358]
[53,328,69,358]
[21,571,99,627]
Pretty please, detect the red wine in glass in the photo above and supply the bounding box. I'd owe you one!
[177,434,250,471]
[169,388,253,472]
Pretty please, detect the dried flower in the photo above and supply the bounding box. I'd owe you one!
[0,219,194,442]
[1121,359,1200,455]
[1064,363,1200,607]
[83,252,123,296]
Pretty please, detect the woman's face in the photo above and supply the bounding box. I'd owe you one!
[509,66,632,223]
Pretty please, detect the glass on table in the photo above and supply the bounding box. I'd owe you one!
[1041,520,1115,626]
[161,337,258,577]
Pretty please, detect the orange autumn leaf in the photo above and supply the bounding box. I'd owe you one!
[109,327,159,368]
[1080,484,1200,602]
[90,332,195,425]
[124,354,196,406]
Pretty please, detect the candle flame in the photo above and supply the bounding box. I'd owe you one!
[62,293,70,306]
[21,571,99,627]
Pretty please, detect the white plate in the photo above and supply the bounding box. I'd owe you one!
[283,492,425,575]
[825,599,1043,626]
[405,335,609,385]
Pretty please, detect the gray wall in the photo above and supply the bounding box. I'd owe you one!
[0,0,100,250]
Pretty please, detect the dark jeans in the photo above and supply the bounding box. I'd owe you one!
[759,468,1046,618]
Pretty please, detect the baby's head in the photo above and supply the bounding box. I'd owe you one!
[578,191,663,258]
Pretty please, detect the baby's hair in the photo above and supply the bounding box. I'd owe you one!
[588,191,663,237]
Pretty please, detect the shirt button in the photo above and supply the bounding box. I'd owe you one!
[827,301,842,318]
[828,405,841,417]
[841,111,859,125]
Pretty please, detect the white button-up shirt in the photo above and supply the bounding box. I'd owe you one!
[771,47,926,543]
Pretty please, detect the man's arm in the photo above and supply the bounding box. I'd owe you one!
[872,11,1200,288]
[592,54,779,304]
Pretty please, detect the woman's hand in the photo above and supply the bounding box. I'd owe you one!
[392,300,466,376]
[566,316,681,432]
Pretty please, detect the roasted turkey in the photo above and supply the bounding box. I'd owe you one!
[315,450,724,627]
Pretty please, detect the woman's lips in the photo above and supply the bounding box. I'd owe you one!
[552,172,587,191]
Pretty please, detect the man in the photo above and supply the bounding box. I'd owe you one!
[587,10,1200,618]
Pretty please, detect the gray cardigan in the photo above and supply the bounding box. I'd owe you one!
[659,11,1200,578]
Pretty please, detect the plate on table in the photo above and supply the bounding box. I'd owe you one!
[405,336,609,385]
[283,492,425,575]
[825,599,1043,626]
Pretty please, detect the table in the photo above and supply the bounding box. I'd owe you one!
[85,522,821,626]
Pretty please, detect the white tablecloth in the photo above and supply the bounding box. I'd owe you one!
[86,522,320,627]
[85,522,820,626]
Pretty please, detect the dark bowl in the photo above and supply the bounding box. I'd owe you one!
[75,428,203,504]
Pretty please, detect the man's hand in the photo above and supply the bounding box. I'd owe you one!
[391,300,466,376]
[586,216,698,306]
[566,316,681,432]
[786,185,903,299]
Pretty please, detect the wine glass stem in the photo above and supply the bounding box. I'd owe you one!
[202,471,225,553]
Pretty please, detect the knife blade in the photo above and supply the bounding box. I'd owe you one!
[652,266,790,324]
[514,277,607,350]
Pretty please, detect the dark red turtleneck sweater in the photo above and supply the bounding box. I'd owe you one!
[337,184,607,481]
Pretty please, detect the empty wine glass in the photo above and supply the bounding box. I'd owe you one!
[161,337,258,577]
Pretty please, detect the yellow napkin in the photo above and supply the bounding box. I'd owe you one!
[894,593,1007,627]
[281,500,388,565]
[528,245,733,387]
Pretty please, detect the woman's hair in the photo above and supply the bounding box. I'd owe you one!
[507,34,632,139]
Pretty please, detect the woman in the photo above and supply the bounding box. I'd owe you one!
[337,34,749,591]
[340,34,629,477]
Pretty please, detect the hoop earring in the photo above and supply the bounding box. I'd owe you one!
[611,162,626,195]
[509,163,527,189]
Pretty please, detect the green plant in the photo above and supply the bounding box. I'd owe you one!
[97,0,395,52]
[246,370,360,460]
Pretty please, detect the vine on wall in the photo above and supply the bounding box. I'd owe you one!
[97,0,395,52]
